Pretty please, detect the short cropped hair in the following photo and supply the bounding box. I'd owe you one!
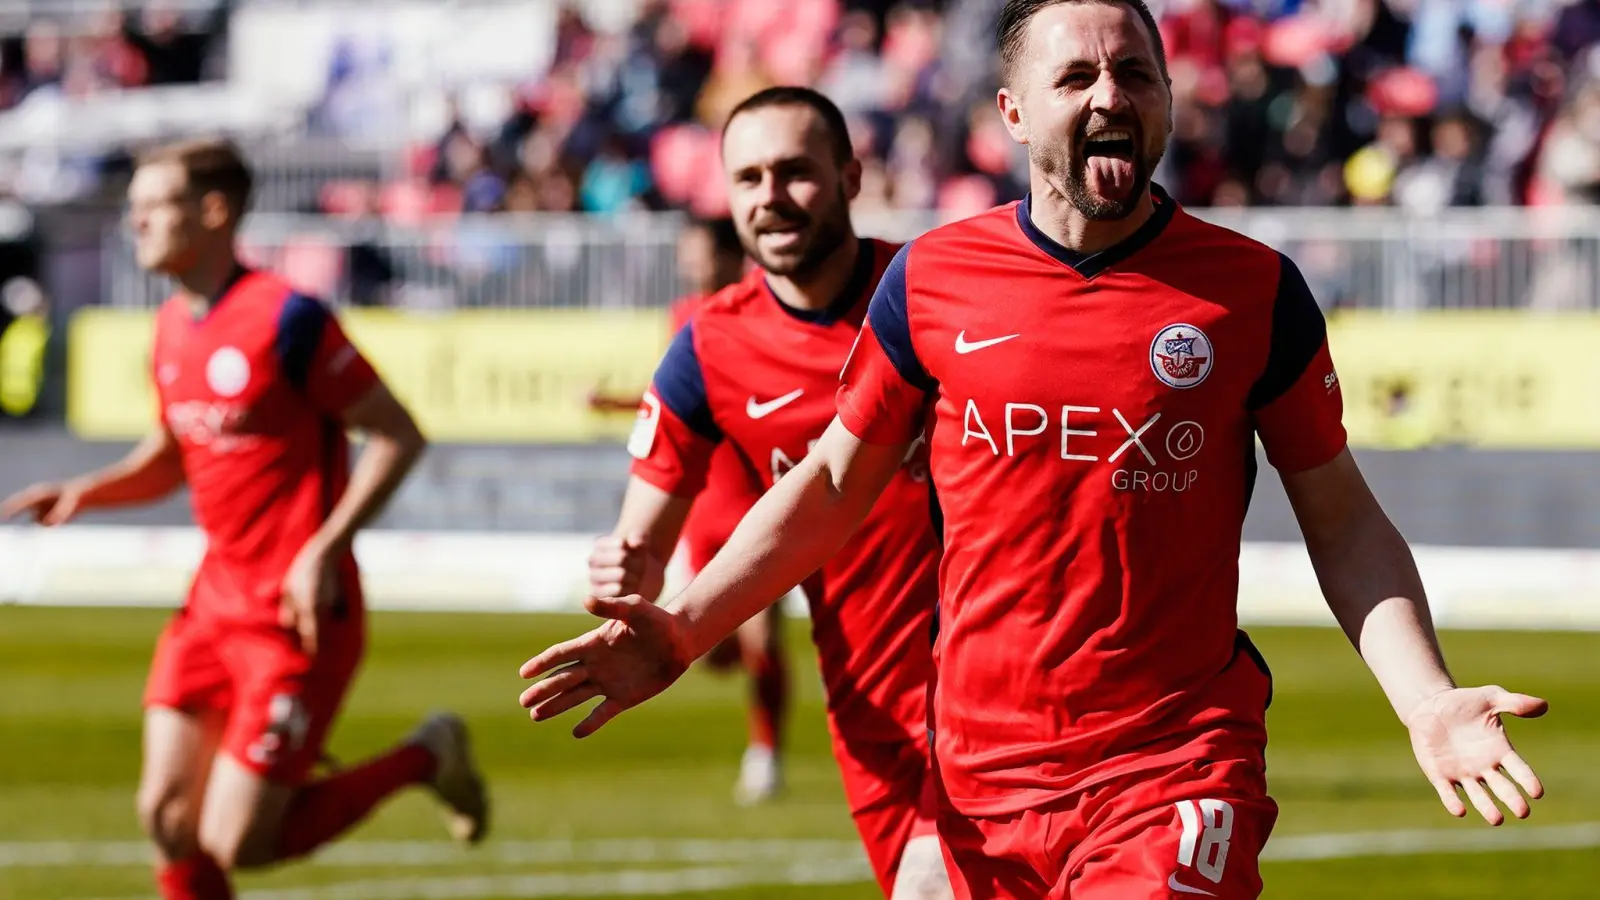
[998,0,1169,85]
[722,86,854,164]
[136,137,254,217]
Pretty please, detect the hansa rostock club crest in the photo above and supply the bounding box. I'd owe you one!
[1150,324,1213,389]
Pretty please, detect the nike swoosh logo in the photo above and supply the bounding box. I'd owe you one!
[1167,873,1218,896]
[954,331,1020,354]
[746,388,805,419]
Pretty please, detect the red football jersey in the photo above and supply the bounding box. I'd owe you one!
[152,269,379,626]
[836,187,1347,816]
[666,293,764,550]
[631,239,939,744]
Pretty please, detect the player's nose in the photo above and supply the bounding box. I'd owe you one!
[1086,71,1131,114]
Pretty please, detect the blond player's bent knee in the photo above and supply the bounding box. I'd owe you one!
[891,834,954,900]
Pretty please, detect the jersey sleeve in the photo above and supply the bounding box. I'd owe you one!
[628,323,720,497]
[837,241,936,445]
[1248,252,1348,473]
[276,293,380,416]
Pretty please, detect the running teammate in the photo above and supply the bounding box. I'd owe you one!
[517,5,1547,898]
[2,139,488,900]
[588,216,791,804]
[531,87,952,899]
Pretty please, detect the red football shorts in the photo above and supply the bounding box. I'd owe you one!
[143,608,365,785]
[832,724,943,896]
[936,752,1277,900]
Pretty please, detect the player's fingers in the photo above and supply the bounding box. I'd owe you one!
[531,682,602,722]
[1460,777,1504,826]
[1482,767,1530,820]
[585,593,650,621]
[1501,751,1545,800]
[588,564,629,587]
[1429,776,1467,818]
[518,663,588,708]
[1489,687,1549,719]
[588,546,627,569]
[573,697,627,739]
[519,635,596,679]
[44,496,79,526]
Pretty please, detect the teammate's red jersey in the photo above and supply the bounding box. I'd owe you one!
[837,187,1347,817]
[631,239,939,744]
[665,293,763,569]
[152,268,379,626]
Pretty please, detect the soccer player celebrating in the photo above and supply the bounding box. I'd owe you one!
[533,87,953,899]
[2,139,487,900]
[588,216,792,805]
[518,3,1548,897]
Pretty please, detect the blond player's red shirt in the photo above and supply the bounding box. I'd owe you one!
[151,269,379,627]
[629,239,940,748]
[836,187,1348,817]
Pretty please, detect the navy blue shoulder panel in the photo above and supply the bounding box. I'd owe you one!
[1247,252,1327,410]
[653,322,721,441]
[276,292,331,392]
[865,241,937,393]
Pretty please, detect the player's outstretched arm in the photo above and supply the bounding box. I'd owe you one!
[665,417,905,658]
[1282,448,1547,826]
[589,476,695,602]
[1,426,184,526]
[520,417,906,737]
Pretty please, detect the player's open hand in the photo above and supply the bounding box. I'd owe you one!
[280,539,338,656]
[588,535,666,602]
[1,480,83,526]
[518,594,692,738]
[1406,685,1548,825]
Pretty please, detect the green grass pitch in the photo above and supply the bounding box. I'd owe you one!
[1,607,1595,899]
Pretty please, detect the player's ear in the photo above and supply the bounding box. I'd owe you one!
[998,87,1029,146]
[841,156,864,202]
[199,190,231,231]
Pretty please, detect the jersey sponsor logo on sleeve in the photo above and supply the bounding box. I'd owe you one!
[627,392,661,460]
[746,388,805,419]
[1324,369,1339,392]
[1150,324,1213,389]
[205,346,252,397]
[954,331,1020,355]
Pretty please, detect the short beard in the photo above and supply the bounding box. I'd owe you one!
[1040,136,1166,221]
[744,188,852,280]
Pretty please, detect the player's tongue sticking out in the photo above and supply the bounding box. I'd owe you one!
[1083,128,1137,199]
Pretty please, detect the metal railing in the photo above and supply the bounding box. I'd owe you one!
[101,206,1600,312]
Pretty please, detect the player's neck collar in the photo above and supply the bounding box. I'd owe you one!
[1016,184,1175,279]
[186,263,252,323]
[764,237,876,326]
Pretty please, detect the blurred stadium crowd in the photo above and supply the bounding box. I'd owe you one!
[10,0,1600,218]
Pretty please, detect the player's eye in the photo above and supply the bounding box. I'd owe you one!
[1058,71,1096,89]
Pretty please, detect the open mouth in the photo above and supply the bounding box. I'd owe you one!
[1084,129,1136,160]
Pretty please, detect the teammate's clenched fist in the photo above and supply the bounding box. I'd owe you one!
[587,534,666,602]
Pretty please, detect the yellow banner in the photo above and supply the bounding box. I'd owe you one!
[69,307,1600,449]
[1328,312,1600,450]
[67,308,670,442]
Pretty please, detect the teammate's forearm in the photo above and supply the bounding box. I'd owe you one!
[1308,507,1455,721]
[666,453,874,660]
[315,431,425,552]
[69,431,185,509]
[613,477,695,575]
